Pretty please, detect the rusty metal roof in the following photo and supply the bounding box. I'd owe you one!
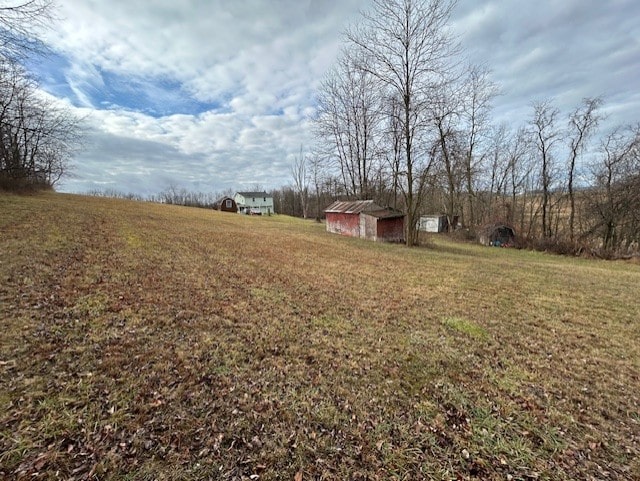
[363,209,405,220]
[324,200,405,219]
[324,200,382,214]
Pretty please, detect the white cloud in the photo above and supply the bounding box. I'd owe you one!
[35,0,640,195]
[454,0,640,129]
[42,0,365,194]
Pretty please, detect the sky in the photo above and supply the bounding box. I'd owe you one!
[29,0,640,197]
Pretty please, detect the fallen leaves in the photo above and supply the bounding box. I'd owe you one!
[1,193,639,480]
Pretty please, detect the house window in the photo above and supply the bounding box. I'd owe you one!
[252,197,255,202]
[225,199,232,208]
[263,197,266,201]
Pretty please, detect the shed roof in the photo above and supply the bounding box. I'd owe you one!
[324,200,383,214]
[363,209,405,220]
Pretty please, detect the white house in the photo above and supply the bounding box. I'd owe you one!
[234,191,275,215]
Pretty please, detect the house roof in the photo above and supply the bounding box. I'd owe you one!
[324,200,382,214]
[236,191,270,198]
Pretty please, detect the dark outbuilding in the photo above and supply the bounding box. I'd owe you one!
[214,196,238,213]
[479,223,516,247]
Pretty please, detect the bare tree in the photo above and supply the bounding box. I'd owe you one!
[586,125,640,252]
[307,149,327,222]
[314,50,383,199]
[0,1,82,191]
[530,100,563,238]
[346,0,458,246]
[0,0,53,61]
[430,82,464,230]
[566,97,602,242]
[479,124,509,223]
[0,61,82,189]
[460,64,498,228]
[291,147,310,219]
[506,127,534,235]
[477,124,535,237]
[382,94,404,210]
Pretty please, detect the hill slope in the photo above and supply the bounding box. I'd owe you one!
[1,192,639,480]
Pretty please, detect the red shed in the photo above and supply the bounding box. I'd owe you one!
[324,200,405,243]
[214,196,238,213]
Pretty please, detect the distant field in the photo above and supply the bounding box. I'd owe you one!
[1,192,639,480]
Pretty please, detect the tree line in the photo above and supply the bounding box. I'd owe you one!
[279,0,640,255]
[0,0,81,191]
[22,0,636,256]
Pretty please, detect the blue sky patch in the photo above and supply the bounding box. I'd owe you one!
[27,52,220,117]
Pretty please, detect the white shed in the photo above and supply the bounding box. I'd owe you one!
[419,215,447,233]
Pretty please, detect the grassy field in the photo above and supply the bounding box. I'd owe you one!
[1,192,639,480]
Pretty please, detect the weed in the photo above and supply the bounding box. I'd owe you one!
[442,316,489,340]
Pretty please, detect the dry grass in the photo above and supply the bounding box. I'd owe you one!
[1,192,639,480]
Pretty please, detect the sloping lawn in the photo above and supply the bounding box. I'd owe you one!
[1,192,638,480]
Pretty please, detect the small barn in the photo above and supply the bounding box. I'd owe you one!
[479,223,516,247]
[361,208,406,243]
[324,200,405,243]
[214,196,238,213]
